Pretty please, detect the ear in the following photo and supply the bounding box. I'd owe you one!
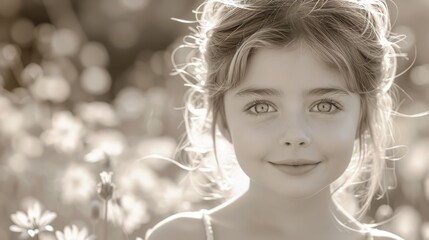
[216,112,232,143]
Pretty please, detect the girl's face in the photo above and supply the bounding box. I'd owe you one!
[222,44,361,198]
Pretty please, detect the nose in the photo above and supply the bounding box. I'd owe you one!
[279,133,311,147]
[278,121,311,147]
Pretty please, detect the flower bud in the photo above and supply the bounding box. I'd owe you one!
[97,171,115,201]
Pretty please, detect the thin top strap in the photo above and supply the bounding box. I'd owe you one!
[201,209,214,240]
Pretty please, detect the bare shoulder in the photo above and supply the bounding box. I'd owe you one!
[145,211,206,240]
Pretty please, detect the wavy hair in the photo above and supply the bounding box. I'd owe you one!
[172,0,405,220]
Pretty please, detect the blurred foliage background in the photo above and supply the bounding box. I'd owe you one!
[0,0,428,239]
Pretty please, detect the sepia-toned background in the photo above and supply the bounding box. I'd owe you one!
[0,0,428,239]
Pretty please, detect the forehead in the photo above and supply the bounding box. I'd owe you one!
[232,43,348,94]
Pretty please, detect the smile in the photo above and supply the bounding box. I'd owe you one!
[269,162,321,176]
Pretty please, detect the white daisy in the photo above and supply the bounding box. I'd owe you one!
[9,201,57,238]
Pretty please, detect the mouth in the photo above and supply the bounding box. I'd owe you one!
[269,159,322,166]
[268,161,321,176]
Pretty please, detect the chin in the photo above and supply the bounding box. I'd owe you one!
[274,183,331,200]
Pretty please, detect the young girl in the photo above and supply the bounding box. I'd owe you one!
[147,0,405,239]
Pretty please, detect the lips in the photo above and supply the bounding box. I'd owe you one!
[269,159,321,166]
[268,160,321,176]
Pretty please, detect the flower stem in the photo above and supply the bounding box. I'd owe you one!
[92,221,96,237]
[104,200,108,240]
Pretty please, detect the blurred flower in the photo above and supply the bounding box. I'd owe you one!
[80,67,111,95]
[118,163,159,194]
[41,111,85,153]
[7,153,29,174]
[76,101,119,127]
[30,75,71,103]
[9,201,57,239]
[12,133,44,158]
[108,194,150,234]
[35,23,55,55]
[60,164,96,204]
[56,225,94,240]
[410,64,429,86]
[51,28,80,57]
[398,139,429,182]
[150,179,189,214]
[119,0,149,10]
[136,137,177,170]
[375,204,393,222]
[11,18,35,47]
[86,129,126,156]
[0,103,24,136]
[20,63,43,86]
[146,87,167,110]
[114,87,146,120]
[79,41,109,68]
[97,171,115,201]
[56,58,79,83]
[0,43,20,68]
[387,205,421,240]
[84,148,109,163]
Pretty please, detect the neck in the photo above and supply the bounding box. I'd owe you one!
[235,181,357,238]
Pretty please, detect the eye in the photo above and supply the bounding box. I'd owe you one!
[310,99,342,114]
[245,100,277,115]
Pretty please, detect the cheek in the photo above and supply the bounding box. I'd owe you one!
[228,122,274,162]
[314,117,358,163]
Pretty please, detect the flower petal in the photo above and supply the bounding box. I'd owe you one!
[28,229,36,237]
[10,211,30,227]
[9,225,24,233]
[39,211,57,226]
[28,202,42,221]
[64,225,72,237]
[44,225,54,232]
[56,231,65,240]
[77,227,88,240]
[72,225,79,236]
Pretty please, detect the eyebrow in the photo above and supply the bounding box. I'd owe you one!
[308,88,350,96]
[235,87,350,97]
[235,87,282,97]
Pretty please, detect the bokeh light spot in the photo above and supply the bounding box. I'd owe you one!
[12,133,44,158]
[119,0,150,10]
[80,67,112,95]
[21,63,43,85]
[0,44,20,67]
[30,76,71,103]
[410,64,429,86]
[51,28,80,57]
[114,87,146,120]
[11,18,35,46]
[375,204,393,222]
[86,129,126,156]
[79,42,109,68]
